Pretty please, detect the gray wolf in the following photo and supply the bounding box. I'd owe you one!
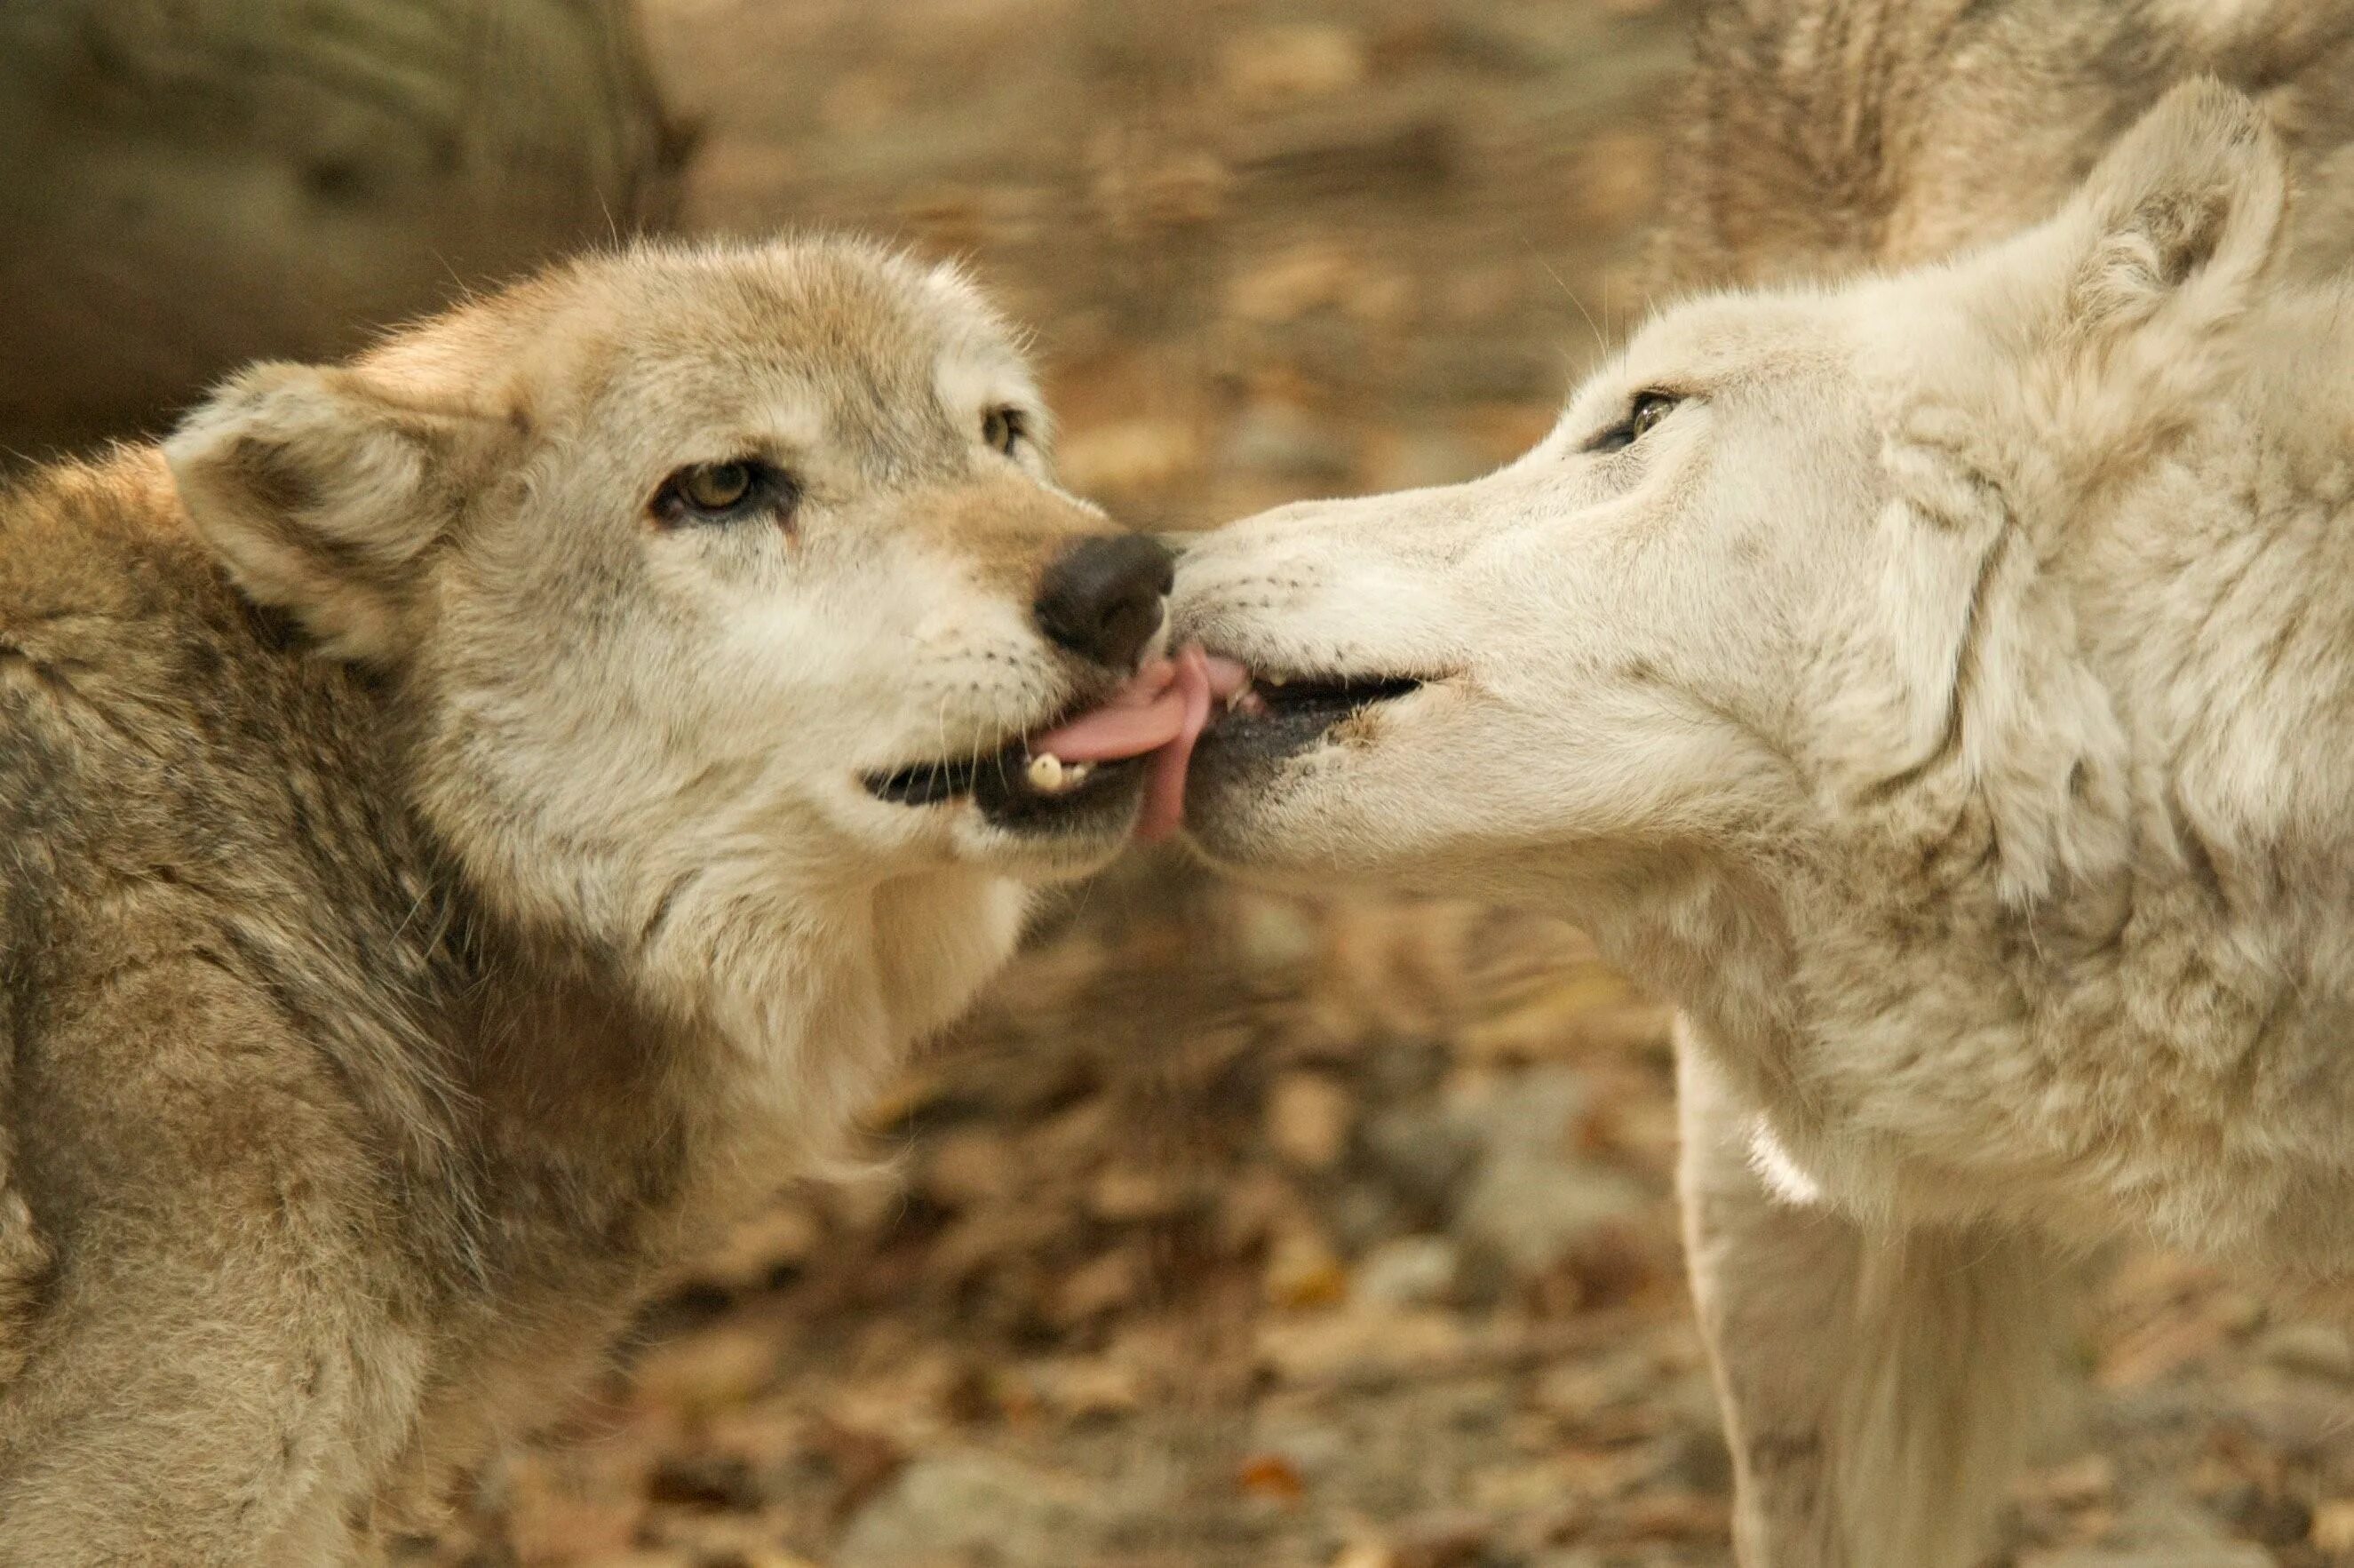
[0,237,1228,1563]
[1173,81,2338,1568]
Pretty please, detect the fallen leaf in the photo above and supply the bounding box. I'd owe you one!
[1237,1451,1308,1503]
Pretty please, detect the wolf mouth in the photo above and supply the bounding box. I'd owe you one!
[864,744,1146,816]
[1206,671,1428,760]
[863,648,1249,838]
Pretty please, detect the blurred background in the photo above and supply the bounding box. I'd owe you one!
[10,2,2354,1564]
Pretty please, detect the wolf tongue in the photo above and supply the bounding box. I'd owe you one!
[1138,647,1214,843]
[1026,657,1186,762]
[1139,649,1249,843]
[1023,649,1248,842]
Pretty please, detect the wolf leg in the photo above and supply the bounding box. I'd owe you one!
[1676,1023,2073,1568]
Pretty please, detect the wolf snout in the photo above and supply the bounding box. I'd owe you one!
[1033,533,1175,670]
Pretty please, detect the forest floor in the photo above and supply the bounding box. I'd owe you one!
[410,2,2354,1564]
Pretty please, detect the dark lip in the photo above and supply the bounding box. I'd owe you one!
[863,679,1124,809]
[866,754,992,808]
[863,738,1149,832]
[1197,672,1428,766]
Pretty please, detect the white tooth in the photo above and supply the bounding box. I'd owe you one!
[1267,673,1289,687]
[1064,760,1093,786]
[1027,752,1066,793]
[1225,688,1248,713]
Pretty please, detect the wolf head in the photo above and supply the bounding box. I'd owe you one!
[1175,80,2286,927]
[163,239,1191,1080]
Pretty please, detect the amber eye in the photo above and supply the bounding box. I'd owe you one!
[651,458,794,527]
[982,406,1030,457]
[1585,390,1682,454]
[684,462,752,509]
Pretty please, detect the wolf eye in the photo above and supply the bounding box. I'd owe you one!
[652,459,795,527]
[982,406,1030,457]
[1585,390,1681,454]
[683,463,752,509]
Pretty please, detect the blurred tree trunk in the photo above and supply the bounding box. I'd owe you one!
[0,0,684,458]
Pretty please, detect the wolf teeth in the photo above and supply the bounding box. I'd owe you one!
[1027,754,1093,794]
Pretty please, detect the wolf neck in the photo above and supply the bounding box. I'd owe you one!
[447,854,1025,1213]
[334,753,1028,1291]
[1579,856,1807,1108]
[2040,354,2354,926]
[626,865,1028,1171]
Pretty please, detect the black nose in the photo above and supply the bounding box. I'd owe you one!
[1033,533,1175,670]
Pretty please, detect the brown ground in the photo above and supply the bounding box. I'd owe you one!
[408,4,2354,1564]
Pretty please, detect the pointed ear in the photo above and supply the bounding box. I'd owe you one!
[164,364,478,664]
[1952,79,2286,497]
[2056,76,2285,348]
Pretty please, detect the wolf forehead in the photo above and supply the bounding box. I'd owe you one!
[1607,296,1859,392]
[367,238,1040,458]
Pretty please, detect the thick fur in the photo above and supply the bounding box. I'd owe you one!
[1175,83,2343,1567]
[1656,0,2354,287]
[0,239,1149,1563]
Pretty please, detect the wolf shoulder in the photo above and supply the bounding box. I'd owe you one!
[0,450,398,1254]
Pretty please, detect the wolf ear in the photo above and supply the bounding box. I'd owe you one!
[2053,76,2286,346]
[1957,79,2286,493]
[165,364,477,665]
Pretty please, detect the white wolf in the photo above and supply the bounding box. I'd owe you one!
[1172,81,2343,1568]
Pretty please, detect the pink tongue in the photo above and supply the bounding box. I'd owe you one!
[1025,647,1251,843]
[1023,657,1181,762]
